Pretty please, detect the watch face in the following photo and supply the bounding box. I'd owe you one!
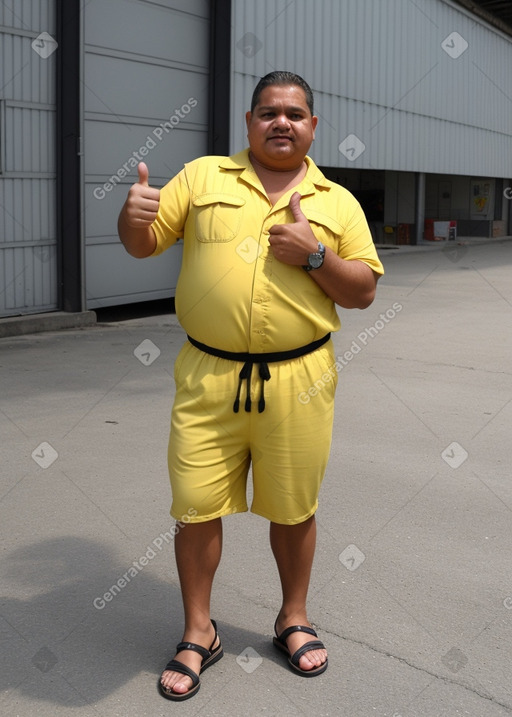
[309,253,323,268]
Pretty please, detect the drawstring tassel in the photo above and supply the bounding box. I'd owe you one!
[258,362,271,413]
[233,361,270,413]
[233,361,252,413]
[244,361,253,412]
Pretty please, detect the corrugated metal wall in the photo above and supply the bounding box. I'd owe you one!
[230,0,512,177]
[0,1,57,317]
[82,0,210,309]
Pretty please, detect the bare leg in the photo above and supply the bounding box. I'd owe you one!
[270,515,327,671]
[160,518,222,695]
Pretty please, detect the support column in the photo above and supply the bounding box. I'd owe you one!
[57,0,83,312]
[208,0,231,155]
[414,172,426,245]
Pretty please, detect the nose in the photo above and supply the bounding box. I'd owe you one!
[273,113,290,129]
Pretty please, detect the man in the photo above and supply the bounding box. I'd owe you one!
[118,71,384,701]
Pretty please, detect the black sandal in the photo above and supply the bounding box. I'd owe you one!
[273,619,328,677]
[158,619,224,701]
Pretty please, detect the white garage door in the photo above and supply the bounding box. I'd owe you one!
[83,0,210,309]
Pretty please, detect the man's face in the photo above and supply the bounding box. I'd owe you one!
[245,85,318,171]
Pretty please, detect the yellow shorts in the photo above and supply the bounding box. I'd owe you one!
[168,339,338,525]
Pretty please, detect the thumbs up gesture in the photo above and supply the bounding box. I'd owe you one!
[268,192,318,266]
[124,162,161,228]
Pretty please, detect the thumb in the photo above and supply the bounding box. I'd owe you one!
[289,192,307,223]
[137,162,149,187]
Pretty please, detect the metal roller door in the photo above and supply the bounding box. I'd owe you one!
[83,0,210,309]
[0,2,58,317]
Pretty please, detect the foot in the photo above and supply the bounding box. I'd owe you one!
[275,613,327,672]
[160,622,219,697]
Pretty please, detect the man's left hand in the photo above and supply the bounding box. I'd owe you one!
[268,193,318,265]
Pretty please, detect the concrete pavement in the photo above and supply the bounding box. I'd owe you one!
[1,240,512,716]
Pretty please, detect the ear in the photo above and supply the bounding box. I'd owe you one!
[245,111,252,131]
[311,114,318,138]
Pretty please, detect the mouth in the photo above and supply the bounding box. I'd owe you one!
[268,135,293,142]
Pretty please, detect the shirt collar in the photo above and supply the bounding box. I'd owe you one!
[219,149,332,194]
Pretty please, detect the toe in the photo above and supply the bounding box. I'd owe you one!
[161,670,193,694]
[298,648,327,671]
[170,679,189,694]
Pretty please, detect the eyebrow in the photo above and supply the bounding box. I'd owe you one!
[257,105,307,113]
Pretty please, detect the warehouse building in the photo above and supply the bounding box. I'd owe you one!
[0,0,511,320]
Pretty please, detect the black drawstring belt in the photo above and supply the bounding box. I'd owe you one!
[186,333,331,413]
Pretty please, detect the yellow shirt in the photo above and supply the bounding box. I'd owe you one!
[151,150,384,353]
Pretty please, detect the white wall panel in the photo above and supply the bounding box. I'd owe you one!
[0,0,57,317]
[230,0,512,177]
[83,0,210,309]
[85,243,183,309]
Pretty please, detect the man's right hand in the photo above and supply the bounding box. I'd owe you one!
[124,162,161,228]
[118,162,159,257]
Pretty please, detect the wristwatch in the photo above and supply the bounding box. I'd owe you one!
[303,242,326,271]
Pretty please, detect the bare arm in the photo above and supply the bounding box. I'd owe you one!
[307,248,378,309]
[268,192,380,308]
[118,162,159,258]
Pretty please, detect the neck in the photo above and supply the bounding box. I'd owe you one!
[249,152,306,175]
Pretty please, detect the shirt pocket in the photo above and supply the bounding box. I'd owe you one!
[301,208,342,252]
[192,193,246,242]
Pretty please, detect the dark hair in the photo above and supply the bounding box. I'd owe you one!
[250,71,314,115]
